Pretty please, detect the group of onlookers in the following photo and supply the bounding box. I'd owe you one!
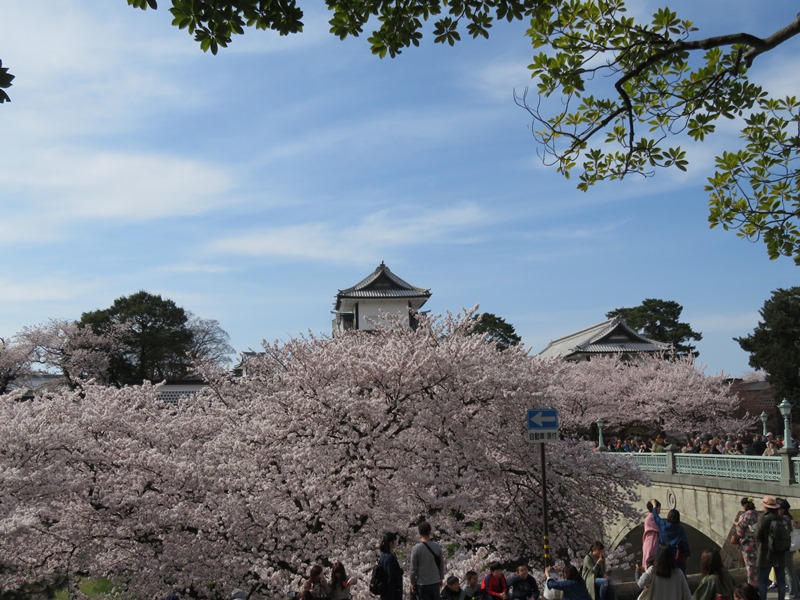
[731,495,800,600]
[637,494,800,600]
[299,562,359,600]
[603,432,791,456]
[296,496,799,600]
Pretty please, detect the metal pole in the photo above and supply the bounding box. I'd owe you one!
[541,442,550,567]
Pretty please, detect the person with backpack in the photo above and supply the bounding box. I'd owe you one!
[776,498,800,600]
[480,563,508,600]
[755,495,788,600]
[375,531,404,600]
[410,522,445,600]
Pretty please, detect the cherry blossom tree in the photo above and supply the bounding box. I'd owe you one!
[18,319,119,390]
[546,354,746,435]
[0,334,37,395]
[0,312,740,599]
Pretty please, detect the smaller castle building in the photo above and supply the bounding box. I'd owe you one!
[332,262,431,336]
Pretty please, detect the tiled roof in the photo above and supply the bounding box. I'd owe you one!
[337,262,431,300]
[537,317,671,360]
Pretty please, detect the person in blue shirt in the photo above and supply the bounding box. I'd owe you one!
[544,564,592,600]
[650,500,691,573]
[507,565,540,600]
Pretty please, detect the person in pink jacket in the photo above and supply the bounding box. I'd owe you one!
[642,499,661,570]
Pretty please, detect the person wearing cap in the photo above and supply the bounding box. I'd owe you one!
[755,495,786,600]
[231,590,247,600]
[777,498,800,600]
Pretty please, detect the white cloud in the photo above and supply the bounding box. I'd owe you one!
[0,148,234,222]
[0,276,86,303]
[208,203,489,262]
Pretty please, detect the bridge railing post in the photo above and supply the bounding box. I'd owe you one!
[780,448,798,486]
[664,444,676,475]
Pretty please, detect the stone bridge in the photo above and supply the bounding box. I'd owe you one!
[605,448,800,573]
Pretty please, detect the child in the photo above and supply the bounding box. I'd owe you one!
[441,575,463,600]
[481,563,508,600]
[463,571,480,599]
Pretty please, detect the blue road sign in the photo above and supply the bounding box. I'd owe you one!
[527,409,558,430]
[527,409,559,443]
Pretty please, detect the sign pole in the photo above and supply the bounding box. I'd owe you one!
[541,441,550,567]
[526,408,558,569]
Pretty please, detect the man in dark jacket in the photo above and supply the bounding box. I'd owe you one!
[756,495,786,600]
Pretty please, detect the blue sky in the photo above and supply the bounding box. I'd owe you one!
[1,1,797,377]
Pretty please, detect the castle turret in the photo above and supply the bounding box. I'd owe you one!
[332,262,431,335]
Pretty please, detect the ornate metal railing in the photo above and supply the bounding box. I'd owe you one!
[626,452,668,472]
[624,451,795,483]
[674,454,781,481]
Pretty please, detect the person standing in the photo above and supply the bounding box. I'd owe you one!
[777,498,800,600]
[379,531,404,600]
[410,521,446,600]
[649,499,691,573]
[642,500,661,571]
[734,497,759,587]
[756,496,787,600]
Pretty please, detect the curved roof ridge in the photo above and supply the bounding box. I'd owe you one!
[338,261,430,295]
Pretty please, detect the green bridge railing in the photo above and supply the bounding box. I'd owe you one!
[623,449,800,484]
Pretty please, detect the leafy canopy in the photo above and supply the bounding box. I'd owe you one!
[607,298,702,357]
[78,291,233,385]
[4,1,799,261]
[736,286,800,411]
[467,312,522,350]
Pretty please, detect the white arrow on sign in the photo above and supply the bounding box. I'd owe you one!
[529,412,557,427]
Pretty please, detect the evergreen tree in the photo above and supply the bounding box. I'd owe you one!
[607,299,702,357]
[736,287,800,410]
[467,312,522,350]
[79,291,194,385]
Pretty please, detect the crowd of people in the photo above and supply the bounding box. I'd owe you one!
[602,432,790,456]
[635,495,800,600]
[287,495,799,600]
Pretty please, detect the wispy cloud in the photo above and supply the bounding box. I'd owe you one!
[208,203,489,262]
[0,148,234,222]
